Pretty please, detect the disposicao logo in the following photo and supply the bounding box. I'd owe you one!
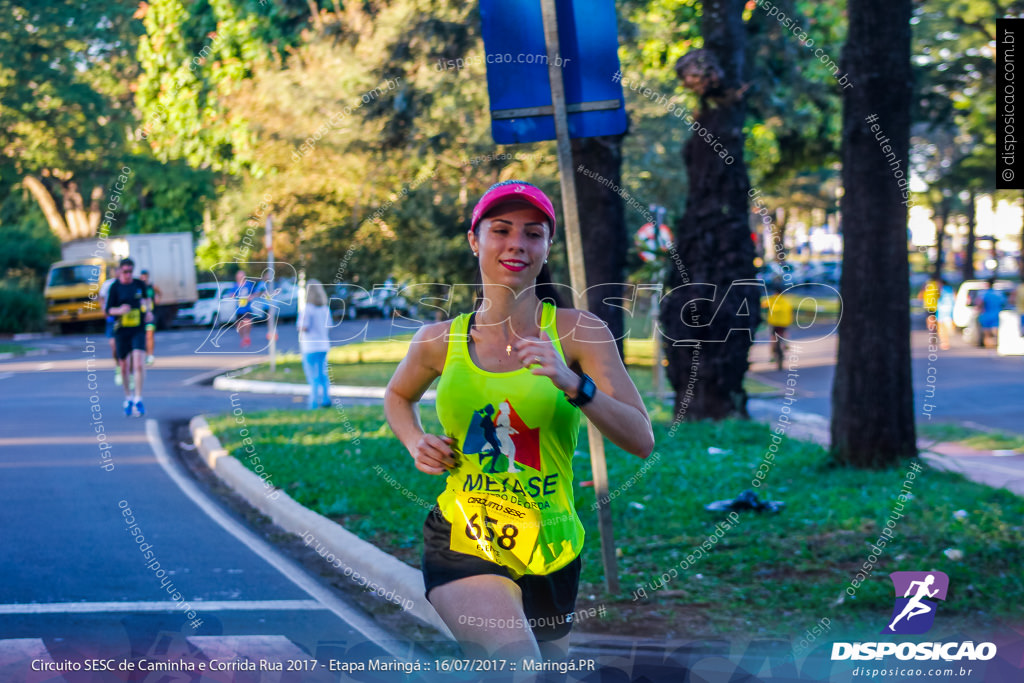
[831,570,997,662]
[883,570,948,635]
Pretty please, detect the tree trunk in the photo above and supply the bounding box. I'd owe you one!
[22,175,73,242]
[962,189,976,281]
[830,0,916,467]
[63,180,101,240]
[774,206,788,264]
[572,134,627,359]
[21,175,104,243]
[933,198,948,281]
[659,0,758,421]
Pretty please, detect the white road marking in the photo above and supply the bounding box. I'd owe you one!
[144,420,408,659]
[0,600,326,615]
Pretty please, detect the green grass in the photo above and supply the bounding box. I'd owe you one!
[0,343,32,355]
[919,421,1024,452]
[238,336,777,396]
[208,403,1024,641]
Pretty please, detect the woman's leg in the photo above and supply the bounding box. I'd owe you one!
[428,575,542,660]
[316,352,330,405]
[301,353,318,409]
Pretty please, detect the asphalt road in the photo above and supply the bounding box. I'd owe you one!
[0,318,427,682]
[746,314,1024,435]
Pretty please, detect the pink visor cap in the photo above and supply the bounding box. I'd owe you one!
[469,180,557,237]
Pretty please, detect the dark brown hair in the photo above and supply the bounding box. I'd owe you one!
[470,223,565,310]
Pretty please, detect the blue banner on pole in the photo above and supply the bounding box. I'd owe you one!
[479,0,628,144]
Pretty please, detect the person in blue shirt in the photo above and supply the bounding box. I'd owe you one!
[224,269,266,348]
[977,278,1005,348]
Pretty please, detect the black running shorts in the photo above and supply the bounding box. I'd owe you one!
[114,327,146,359]
[422,506,581,641]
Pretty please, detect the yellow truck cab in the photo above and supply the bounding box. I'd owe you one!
[44,257,112,329]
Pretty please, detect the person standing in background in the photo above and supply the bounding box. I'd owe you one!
[298,279,332,409]
[978,279,1005,349]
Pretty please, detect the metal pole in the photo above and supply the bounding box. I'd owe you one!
[266,214,277,373]
[540,0,619,593]
[652,207,666,399]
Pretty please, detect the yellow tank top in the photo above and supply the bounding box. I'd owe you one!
[435,301,583,577]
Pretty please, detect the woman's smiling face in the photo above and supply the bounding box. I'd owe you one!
[469,202,552,289]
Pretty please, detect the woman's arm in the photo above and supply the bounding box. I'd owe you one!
[514,309,654,458]
[384,322,456,475]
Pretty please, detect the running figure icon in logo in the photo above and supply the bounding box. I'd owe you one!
[883,571,949,635]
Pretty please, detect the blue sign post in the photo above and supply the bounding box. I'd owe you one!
[479,0,627,144]
[480,0,624,592]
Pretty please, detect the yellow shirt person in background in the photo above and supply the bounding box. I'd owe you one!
[763,289,795,368]
[764,291,795,330]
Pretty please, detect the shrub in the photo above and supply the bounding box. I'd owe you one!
[0,280,46,333]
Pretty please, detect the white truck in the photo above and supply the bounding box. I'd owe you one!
[45,232,198,330]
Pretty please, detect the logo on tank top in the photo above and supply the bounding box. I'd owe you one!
[462,400,540,473]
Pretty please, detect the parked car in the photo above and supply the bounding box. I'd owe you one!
[175,282,232,327]
[345,281,416,319]
[953,279,1016,342]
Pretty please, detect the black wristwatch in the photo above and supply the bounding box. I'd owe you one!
[566,374,596,408]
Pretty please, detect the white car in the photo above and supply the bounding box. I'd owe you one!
[175,282,233,326]
[952,280,1015,330]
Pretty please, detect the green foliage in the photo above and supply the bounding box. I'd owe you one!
[0,1,140,176]
[115,157,216,235]
[912,0,1024,211]
[0,224,61,282]
[200,1,562,285]
[135,0,266,173]
[0,280,46,333]
[615,0,844,257]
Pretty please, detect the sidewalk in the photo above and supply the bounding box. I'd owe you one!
[749,397,1024,497]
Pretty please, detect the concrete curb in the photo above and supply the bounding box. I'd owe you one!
[188,415,452,637]
[212,375,436,401]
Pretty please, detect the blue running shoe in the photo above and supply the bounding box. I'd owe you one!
[123,399,133,416]
[134,400,145,417]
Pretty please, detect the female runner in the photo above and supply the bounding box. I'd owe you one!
[385,180,653,660]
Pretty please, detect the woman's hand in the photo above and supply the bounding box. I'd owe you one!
[512,330,577,394]
[411,434,457,475]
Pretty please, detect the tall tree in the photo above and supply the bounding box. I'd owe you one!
[912,0,1024,280]
[659,0,759,420]
[0,1,141,242]
[830,0,916,466]
[573,135,629,356]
